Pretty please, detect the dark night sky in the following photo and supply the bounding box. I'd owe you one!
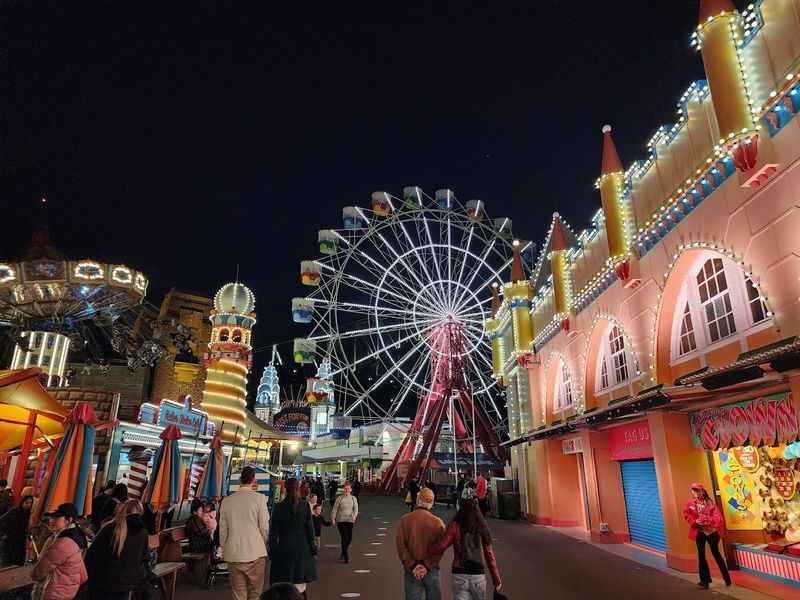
[1,1,720,393]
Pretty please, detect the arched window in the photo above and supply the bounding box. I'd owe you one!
[219,328,230,342]
[232,329,242,343]
[671,253,770,362]
[554,361,573,412]
[595,323,634,392]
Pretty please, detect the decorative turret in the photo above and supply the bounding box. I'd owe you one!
[597,125,633,282]
[694,0,758,172]
[487,282,504,382]
[549,213,574,332]
[504,241,534,365]
[200,282,257,441]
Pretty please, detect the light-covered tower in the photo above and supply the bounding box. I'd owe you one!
[255,347,281,424]
[201,282,256,441]
[596,125,633,282]
[306,358,335,440]
[504,240,534,361]
[694,0,758,172]
[549,214,574,332]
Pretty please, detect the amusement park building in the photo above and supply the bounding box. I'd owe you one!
[487,0,800,586]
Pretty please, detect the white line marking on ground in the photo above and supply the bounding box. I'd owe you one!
[364,553,378,557]
[354,569,371,574]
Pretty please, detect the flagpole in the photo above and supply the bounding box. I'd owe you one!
[224,424,240,495]
[175,427,202,521]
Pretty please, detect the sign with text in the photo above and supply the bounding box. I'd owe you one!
[609,420,653,461]
[158,398,208,436]
[690,393,800,450]
[562,437,583,454]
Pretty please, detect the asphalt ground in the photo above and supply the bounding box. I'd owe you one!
[183,495,747,600]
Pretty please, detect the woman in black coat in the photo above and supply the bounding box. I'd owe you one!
[268,478,317,597]
[84,499,151,600]
[0,495,33,566]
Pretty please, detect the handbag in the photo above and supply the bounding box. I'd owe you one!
[493,590,509,600]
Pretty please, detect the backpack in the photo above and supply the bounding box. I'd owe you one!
[461,529,484,572]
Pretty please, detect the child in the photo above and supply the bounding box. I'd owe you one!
[200,500,218,536]
[311,503,331,550]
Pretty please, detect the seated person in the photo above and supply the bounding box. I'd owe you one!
[186,499,213,554]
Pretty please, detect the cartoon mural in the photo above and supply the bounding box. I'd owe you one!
[714,447,762,530]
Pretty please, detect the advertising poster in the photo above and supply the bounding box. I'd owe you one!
[713,447,763,531]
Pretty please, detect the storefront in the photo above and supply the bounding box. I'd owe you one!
[609,420,668,552]
[689,392,800,585]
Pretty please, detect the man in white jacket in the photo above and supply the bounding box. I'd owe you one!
[220,466,270,600]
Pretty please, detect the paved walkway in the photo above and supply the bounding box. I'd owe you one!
[183,496,775,600]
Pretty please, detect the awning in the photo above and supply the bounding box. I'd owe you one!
[0,368,67,451]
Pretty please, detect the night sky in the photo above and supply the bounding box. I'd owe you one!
[2,1,717,396]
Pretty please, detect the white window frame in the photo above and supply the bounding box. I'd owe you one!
[594,323,636,394]
[554,361,574,413]
[670,252,772,366]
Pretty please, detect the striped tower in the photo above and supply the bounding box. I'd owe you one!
[126,447,152,499]
[200,282,256,442]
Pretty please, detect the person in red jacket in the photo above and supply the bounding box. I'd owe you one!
[429,487,501,599]
[31,503,88,600]
[683,482,731,590]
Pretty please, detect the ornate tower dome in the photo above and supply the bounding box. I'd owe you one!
[214,282,255,315]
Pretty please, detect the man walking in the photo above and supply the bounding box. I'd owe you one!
[220,466,270,600]
[328,478,339,508]
[395,487,445,600]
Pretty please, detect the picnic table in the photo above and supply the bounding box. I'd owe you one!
[0,564,33,592]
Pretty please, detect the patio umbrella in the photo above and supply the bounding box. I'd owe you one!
[33,402,97,521]
[195,434,225,501]
[142,424,183,518]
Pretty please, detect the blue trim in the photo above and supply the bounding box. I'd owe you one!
[739,565,800,588]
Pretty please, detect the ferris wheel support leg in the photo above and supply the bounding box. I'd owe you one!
[405,392,448,486]
[457,390,508,465]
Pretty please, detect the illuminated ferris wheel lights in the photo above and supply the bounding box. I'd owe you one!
[293,189,522,425]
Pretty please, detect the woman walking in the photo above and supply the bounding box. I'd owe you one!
[30,503,87,600]
[331,482,358,563]
[429,488,501,599]
[683,482,731,589]
[84,499,151,599]
[268,478,317,599]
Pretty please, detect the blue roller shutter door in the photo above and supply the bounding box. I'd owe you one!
[620,459,667,551]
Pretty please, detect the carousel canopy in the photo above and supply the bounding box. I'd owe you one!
[0,368,67,450]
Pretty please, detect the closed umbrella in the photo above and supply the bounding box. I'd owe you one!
[33,402,97,521]
[196,434,225,501]
[143,424,183,528]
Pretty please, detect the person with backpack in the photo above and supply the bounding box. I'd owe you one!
[429,487,501,600]
[30,503,88,600]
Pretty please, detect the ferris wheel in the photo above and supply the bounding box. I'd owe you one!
[292,187,531,431]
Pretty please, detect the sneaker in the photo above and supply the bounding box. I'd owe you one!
[696,582,709,589]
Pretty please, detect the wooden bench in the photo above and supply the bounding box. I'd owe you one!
[152,561,185,600]
[158,526,210,586]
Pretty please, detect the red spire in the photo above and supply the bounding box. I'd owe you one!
[66,401,97,425]
[510,240,525,283]
[490,283,500,317]
[160,424,183,440]
[550,213,567,252]
[698,0,735,23]
[600,125,624,175]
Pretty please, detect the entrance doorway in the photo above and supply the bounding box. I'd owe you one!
[620,459,667,551]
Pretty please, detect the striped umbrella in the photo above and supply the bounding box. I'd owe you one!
[195,434,225,501]
[143,424,183,512]
[34,402,97,521]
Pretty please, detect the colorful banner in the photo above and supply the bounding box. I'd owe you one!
[609,420,653,461]
[690,393,800,450]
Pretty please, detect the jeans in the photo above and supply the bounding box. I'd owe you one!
[404,567,441,600]
[452,573,487,600]
[337,522,354,559]
[696,531,731,585]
